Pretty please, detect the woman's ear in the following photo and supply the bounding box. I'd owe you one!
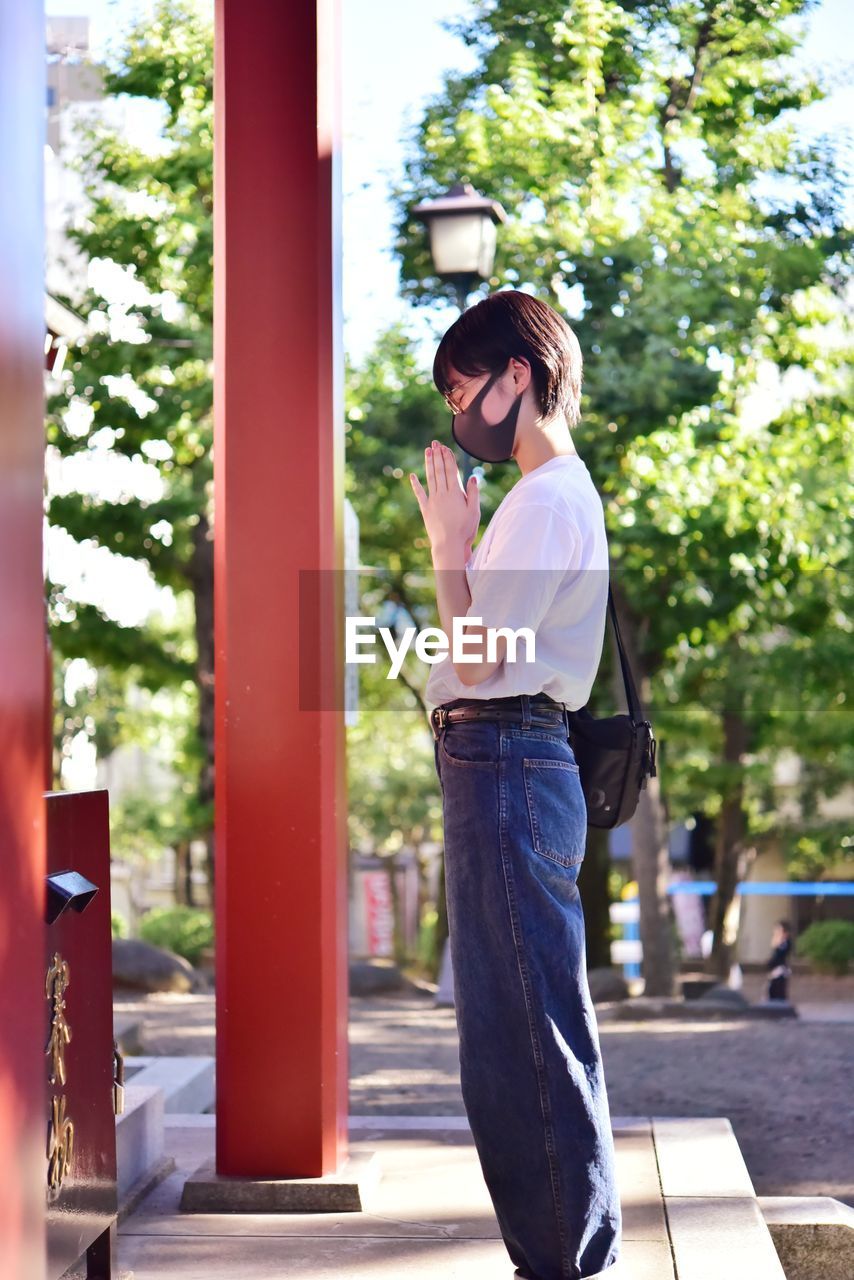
[508,356,532,394]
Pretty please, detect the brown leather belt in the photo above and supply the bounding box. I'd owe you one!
[429,694,571,741]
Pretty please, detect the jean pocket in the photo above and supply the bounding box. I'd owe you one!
[439,720,500,768]
[523,758,586,867]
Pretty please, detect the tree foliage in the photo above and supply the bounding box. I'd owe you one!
[47,0,215,869]
[388,0,853,976]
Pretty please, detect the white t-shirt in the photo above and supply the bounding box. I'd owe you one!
[425,453,610,713]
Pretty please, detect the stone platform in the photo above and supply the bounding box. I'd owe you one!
[108,1113,815,1279]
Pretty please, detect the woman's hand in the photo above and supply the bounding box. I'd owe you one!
[410,440,480,556]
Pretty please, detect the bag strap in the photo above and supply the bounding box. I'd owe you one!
[607,583,647,726]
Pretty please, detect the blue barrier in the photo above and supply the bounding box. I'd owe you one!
[668,881,854,896]
[613,882,854,979]
[623,904,641,979]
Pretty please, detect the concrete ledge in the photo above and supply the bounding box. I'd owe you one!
[749,998,799,1018]
[166,1113,653,1136]
[60,1266,135,1280]
[180,1150,382,1214]
[667,1196,787,1279]
[597,996,798,1021]
[116,1084,165,1203]
[124,1055,214,1113]
[680,976,720,1000]
[346,1113,651,1133]
[653,1117,756,1197]
[348,1114,470,1131]
[758,1196,854,1280]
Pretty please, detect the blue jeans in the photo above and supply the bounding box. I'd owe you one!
[433,703,622,1280]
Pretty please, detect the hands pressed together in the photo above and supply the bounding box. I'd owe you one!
[410,440,480,558]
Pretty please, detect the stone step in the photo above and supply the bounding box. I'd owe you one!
[654,1118,786,1279]
[116,1083,174,1214]
[653,1116,757,1197]
[758,1195,854,1280]
[117,1112,801,1278]
[666,1196,786,1280]
[124,1054,214,1113]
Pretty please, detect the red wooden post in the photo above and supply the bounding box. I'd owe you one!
[45,792,118,1276]
[0,0,48,1274]
[213,0,347,1176]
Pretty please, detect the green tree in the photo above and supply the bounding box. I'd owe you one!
[393,0,852,990]
[347,662,445,970]
[617,364,852,974]
[52,643,210,913]
[47,1,215,883]
[345,329,451,977]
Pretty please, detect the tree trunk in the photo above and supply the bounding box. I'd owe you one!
[706,705,750,980]
[631,769,676,995]
[185,840,195,907]
[189,506,216,903]
[578,826,613,970]
[174,839,190,906]
[414,843,431,969]
[387,852,407,967]
[610,582,675,996]
[413,842,427,932]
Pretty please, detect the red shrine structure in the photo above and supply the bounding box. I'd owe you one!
[1,2,348,1274]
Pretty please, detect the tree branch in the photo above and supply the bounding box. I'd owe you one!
[660,9,718,193]
[396,665,429,721]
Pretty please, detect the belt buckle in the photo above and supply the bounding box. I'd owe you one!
[430,707,447,740]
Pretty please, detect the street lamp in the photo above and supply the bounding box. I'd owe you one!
[413,182,507,313]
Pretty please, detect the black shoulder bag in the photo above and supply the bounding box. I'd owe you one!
[566,585,657,829]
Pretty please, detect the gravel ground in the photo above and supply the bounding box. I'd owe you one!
[115,971,854,1207]
[598,1011,854,1204]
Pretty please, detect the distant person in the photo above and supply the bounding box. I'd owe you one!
[766,920,793,1001]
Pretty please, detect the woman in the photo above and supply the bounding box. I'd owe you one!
[410,291,622,1280]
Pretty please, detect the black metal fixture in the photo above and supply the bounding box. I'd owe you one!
[45,870,99,925]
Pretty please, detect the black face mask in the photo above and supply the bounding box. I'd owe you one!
[451,369,523,464]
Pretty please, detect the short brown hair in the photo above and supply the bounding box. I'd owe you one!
[433,290,583,425]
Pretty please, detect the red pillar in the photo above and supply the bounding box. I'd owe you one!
[0,0,47,1274]
[213,0,347,1176]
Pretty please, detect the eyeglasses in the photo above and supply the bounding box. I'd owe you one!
[442,373,488,416]
[442,384,468,415]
